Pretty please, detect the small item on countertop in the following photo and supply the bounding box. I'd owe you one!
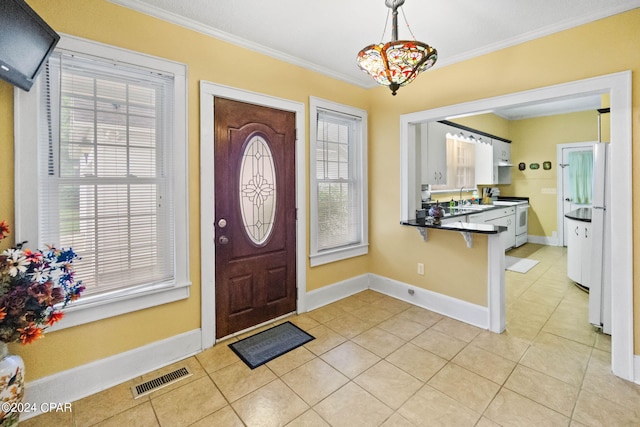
[450,199,455,208]
[429,202,444,225]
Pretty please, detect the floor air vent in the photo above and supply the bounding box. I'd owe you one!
[131,366,192,399]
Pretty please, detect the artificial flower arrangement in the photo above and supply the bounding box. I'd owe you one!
[0,221,84,345]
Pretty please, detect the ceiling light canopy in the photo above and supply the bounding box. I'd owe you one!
[356,0,437,96]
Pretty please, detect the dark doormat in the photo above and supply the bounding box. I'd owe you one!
[228,321,315,369]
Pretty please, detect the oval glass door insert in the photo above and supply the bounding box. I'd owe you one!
[239,135,276,245]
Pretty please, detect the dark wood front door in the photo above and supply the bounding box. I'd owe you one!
[214,97,297,338]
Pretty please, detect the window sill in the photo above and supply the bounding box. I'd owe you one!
[47,281,191,331]
[310,244,369,267]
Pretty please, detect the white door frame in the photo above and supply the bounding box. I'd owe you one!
[556,141,597,247]
[199,82,306,349]
[400,71,633,381]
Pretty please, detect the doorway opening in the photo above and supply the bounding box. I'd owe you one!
[399,71,633,381]
[557,142,597,247]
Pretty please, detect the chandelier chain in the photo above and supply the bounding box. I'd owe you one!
[400,8,418,40]
[379,9,391,43]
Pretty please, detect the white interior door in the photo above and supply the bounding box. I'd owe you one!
[560,143,595,246]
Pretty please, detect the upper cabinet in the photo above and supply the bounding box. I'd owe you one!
[494,139,513,185]
[420,121,448,185]
[476,138,512,185]
[494,139,511,165]
[419,120,512,187]
[475,138,494,185]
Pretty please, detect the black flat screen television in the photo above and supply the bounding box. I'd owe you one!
[0,0,60,91]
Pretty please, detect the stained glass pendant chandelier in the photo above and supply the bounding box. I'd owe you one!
[356,0,437,96]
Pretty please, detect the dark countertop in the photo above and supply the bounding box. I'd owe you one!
[401,219,507,234]
[497,196,530,203]
[565,208,592,222]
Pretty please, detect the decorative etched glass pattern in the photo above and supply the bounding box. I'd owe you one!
[240,135,276,245]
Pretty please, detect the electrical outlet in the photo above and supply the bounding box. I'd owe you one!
[417,263,424,275]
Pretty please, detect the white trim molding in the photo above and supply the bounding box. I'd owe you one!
[368,274,490,330]
[304,273,495,332]
[199,82,306,350]
[527,234,560,247]
[21,329,201,421]
[305,275,370,312]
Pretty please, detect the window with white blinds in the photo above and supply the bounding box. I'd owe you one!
[309,97,368,266]
[39,52,175,296]
[14,35,189,327]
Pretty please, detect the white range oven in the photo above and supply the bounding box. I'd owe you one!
[495,198,530,247]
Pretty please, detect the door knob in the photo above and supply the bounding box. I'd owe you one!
[218,218,227,228]
[218,235,229,245]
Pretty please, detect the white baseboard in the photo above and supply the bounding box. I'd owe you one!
[305,274,369,311]
[527,234,560,246]
[21,329,202,421]
[368,274,489,329]
[304,273,489,330]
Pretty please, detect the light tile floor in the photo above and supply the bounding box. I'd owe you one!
[22,244,640,426]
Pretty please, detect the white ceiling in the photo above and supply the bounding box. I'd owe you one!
[109,0,639,117]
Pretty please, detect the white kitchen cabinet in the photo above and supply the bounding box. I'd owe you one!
[441,214,467,225]
[493,139,511,164]
[476,138,512,185]
[567,218,592,288]
[485,215,516,250]
[493,139,512,185]
[471,206,516,250]
[420,121,448,185]
[475,138,495,185]
[467,212,485,224]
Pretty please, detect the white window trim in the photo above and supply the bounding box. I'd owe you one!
[13,34,190,330]
[309,97,368,267]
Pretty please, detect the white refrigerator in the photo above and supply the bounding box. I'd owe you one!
[588,142,611,334]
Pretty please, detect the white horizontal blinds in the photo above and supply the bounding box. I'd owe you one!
[315,109,361,251]
[39,52,175,296]
[432,133,476,191]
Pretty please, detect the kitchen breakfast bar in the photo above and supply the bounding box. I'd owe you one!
[401,217,507,333]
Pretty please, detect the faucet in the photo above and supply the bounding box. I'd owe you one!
[459,187,466,205]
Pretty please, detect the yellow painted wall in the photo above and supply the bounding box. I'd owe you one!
[366,9,640,353]
[0,0,370,380]
[509,111,598,237]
